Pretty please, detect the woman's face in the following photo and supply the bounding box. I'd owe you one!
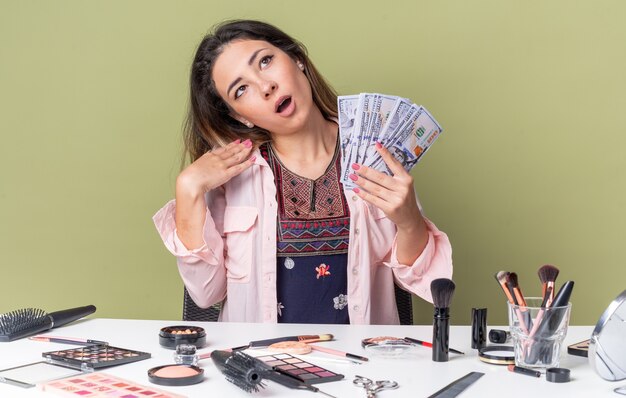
[212,39,314,135]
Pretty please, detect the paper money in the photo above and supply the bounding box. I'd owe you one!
[338,93,443,186]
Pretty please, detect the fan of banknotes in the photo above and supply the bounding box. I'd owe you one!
[338,93,443,188]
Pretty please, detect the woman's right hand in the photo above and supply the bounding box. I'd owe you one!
[174,139,255,250]
[176,138,255,197]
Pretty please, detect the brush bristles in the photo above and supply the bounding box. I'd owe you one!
[431,278,455,308]
[495,271,509,284]
[213,350,266,393]
[538,265,559,283]
[0,308,47,335]
[508,272,519,288]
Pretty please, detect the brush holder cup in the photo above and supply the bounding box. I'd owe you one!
[508,298,572,370]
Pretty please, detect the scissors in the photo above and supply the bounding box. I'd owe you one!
[353,375,399,397]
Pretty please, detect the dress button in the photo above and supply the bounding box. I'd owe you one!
[352,196,358,202]
[353,305,359,311]
[352,268,358,275]
[355,228,359,234]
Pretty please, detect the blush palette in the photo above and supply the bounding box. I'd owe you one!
[40,372,186,397]
[254,353,344,384]
[42,345,151,370]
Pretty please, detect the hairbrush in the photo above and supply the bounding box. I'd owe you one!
[0,305,96,342]
[210,350,336,397]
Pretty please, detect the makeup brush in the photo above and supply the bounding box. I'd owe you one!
[527,281,574,364]
[0,305,96,342]
[538,265,559,305]
[507,273,527,307]
[494,271,516,304]
[431,278,455,362]
[238,334,334,350]
[211,350,337,397]
[494,272,529,334]
[508,272,533,330]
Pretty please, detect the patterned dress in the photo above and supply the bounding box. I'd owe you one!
[260,137,351,324]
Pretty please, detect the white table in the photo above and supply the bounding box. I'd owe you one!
[0,319,618,397]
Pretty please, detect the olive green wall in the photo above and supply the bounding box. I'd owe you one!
[1,0,624,326]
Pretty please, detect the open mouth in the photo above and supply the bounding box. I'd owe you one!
[275,96,292,113]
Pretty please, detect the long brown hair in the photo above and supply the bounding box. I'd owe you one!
[183,20,338,164]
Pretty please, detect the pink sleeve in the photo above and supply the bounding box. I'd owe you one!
[385,217,453,303]
[152,193,227,308]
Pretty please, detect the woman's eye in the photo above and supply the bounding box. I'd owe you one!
[260,55,273,68]
[235,85,246,99]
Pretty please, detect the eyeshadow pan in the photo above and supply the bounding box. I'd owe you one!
[277,364,296,370]
[266,360,285,366]
[299,373,320,380]
[304,366,324,372]
[274,354,291,359]
[284,358,300,364]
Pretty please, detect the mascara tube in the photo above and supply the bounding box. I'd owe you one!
[432,306,450,362]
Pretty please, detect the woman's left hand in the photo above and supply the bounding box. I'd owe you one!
[349,143,422,232]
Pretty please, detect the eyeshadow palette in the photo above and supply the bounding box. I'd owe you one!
[254,353,344,385]
[40,372,186,397]
[568,339,590,357]
[43,345,151,370]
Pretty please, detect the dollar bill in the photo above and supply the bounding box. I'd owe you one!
[337,93,443,186]
[337,94,359,165]
[360,94,399,167]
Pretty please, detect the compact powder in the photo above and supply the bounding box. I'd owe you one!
[148,364,204,386]
[478,345,515,365]
[159,325,207,349]
[154,365,199,378]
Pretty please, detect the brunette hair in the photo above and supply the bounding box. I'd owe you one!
[183,19,338,163]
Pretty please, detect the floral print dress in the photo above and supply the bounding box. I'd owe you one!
[260,137,350,324]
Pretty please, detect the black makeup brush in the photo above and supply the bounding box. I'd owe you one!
[538,265,559,305]
[527,281,574,364]
[211,350,337,397]
[0,305,96,342]
[431,278,455,362]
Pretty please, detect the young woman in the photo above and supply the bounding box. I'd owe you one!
[153,20,452,324]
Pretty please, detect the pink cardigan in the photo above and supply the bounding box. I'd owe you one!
[153,150,453,324]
